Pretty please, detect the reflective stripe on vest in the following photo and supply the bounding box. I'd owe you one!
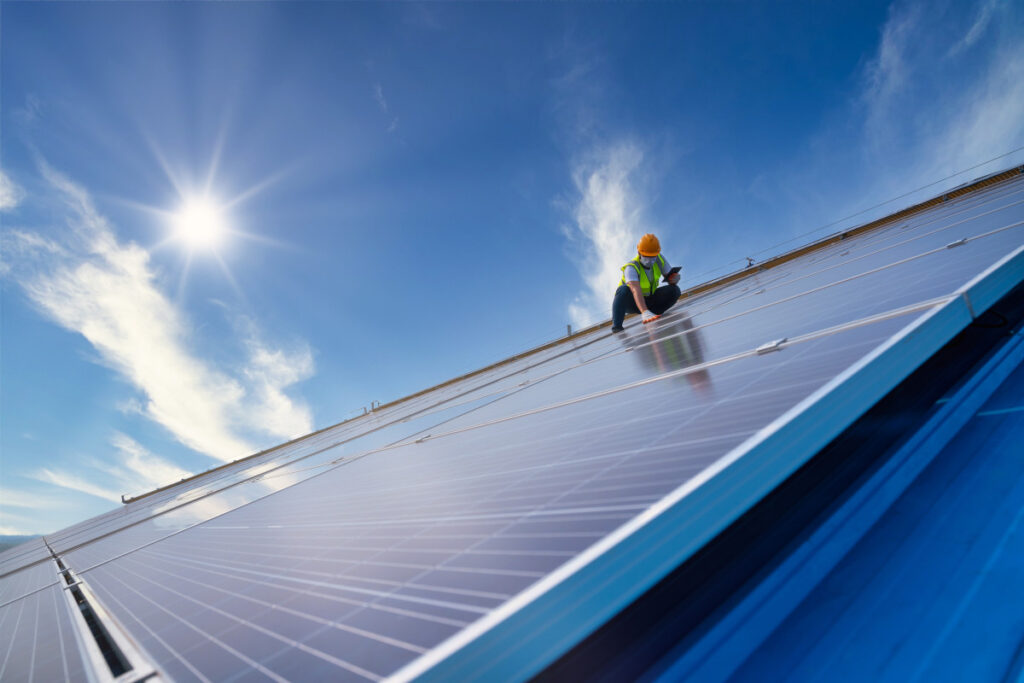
[620,255,665,296]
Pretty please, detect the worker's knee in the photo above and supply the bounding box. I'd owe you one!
[648,285,681,315]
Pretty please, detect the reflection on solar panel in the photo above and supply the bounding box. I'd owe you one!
[2,166,1023,681]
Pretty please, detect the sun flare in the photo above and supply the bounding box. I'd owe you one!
[172,196,229,250]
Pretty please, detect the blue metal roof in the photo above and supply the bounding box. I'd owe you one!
[729,332,1024,682]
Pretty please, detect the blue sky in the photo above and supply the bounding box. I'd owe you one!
[2,0,1023,536]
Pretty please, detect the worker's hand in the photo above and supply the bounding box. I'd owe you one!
[641,309,660,324]
[667,272,680,285]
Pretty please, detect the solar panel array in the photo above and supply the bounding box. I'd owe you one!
[2,169,1023,681]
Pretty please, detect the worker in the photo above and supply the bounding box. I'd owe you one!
[611,233,681,332]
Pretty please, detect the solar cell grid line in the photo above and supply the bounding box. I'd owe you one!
[680,173,1021,296]
[348,328,836,605]
[43,336,608,562]
[397,248,1024,681]
[112,553,442,658]
[0,581,86,682]
[395,298,930,437]
[86,580,213,683]
[0,561,60,609]
[2,176,1015,679]
[694,176,1024,306]
[66,313,921,679]
[659,227,1019,360]
[793,175,1024,262]
[88,558,416,682]
[136,544,500,621]
[41,375,495,549]
[667,231,1022,353]
[117,553,450,656]
[688,204,1024,322]
[45,383,551,564]
[843,180,1024,248]
[199,325,897,671]
[0,539,53,577]
[53,357,619,572]
[712,215,1023,318]
[83,564,301,683]
[226,327,905,532]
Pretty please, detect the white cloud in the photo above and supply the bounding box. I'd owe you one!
[927,41,1024,175]
[0,169,24,211]
[0,488,71,510]
[35,468,123,503]
[4,164,316,464]
[857,0,1024,190]
[949,0,1001,56]
[30,433,194,503]
[373,83,399,133]
[760,0,1024,252]
[108,433,192,492]
[241,338,315,440]
[564,142,650,329]
[860,2,923,149]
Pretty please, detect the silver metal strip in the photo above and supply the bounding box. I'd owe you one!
[53,559,161,683]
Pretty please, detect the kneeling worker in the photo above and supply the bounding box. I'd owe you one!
[611,233,682,332]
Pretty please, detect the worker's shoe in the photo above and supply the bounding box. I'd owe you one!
[611,326,624,333]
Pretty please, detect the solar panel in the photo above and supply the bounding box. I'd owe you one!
[0,582,87,682]
[2,168,1022,681]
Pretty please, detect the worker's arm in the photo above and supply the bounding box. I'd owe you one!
[627,281,647,312]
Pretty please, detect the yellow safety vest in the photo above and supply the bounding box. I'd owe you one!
[620,255,665,296]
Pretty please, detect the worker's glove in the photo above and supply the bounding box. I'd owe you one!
[641,310,660,324]
[667,272,680,285]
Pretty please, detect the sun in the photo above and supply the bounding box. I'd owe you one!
[172,196,229,250]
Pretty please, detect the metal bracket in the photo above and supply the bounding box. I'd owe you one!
[946,238,968,249]
[756,338,788,355]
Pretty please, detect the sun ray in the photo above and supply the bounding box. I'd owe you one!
[204,116,231,197]
[211,251,247,303]
[224,163,301,210]
[175,251,194,303]
[143,134,187,200]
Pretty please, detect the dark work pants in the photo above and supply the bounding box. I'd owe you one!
[612,284,682,329]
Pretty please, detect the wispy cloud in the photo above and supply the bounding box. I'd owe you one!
[0,488,72,510]
[34,469,123,503]
[755,0,1024,252]
[859,0,1024,187]
[949,0,1002,56]
[33,433,194,503]
[0,169,24,211]
[564,142,650,329]
[373,83,399,133]
[860,2,923,150]
[3,164,315,464]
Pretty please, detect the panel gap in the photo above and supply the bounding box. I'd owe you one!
[46,542,136,679]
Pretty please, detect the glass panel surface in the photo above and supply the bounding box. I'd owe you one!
[76,311,920,681]
[0,561,59,608]
[0,583,86,682]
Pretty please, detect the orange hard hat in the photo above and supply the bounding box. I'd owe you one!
[637,233,661,257]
